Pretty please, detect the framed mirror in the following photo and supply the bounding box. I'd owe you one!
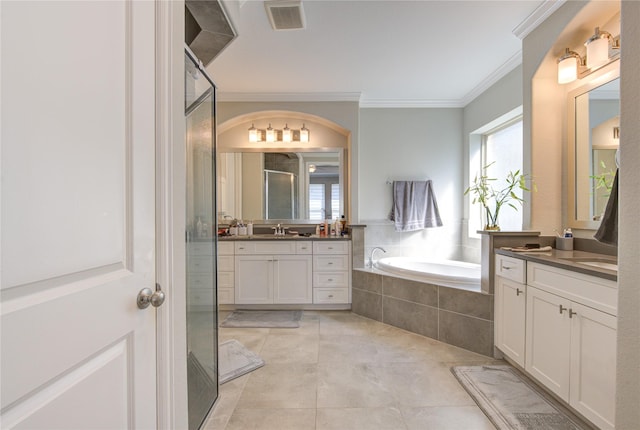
[567,66,619,230]
[217,150,345,223]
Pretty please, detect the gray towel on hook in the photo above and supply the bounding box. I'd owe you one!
[594,168,618,246]
[389,180,443,232]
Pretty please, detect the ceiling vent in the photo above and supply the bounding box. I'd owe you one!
[265,0,306,30]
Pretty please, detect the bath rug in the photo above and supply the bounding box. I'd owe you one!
[220,310,302,328]
[218,339,265,384]
[451,365,589,430]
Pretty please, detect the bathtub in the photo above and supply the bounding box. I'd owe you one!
[375,257,481,291]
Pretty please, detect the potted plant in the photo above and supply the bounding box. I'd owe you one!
[465,162,535,231]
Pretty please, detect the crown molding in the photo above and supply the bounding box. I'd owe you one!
[217,92,361,102]
[359,99,464,108]
[459,50,522,107]
[513,0,566,40]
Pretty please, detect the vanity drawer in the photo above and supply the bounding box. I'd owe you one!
[188,273,213,289]
[189,242,214,256]
[313,255,350,271]
[296,241,313,254]
[495,254,526,284]
[218,241,234,255]
[235,241,297,255]
[313,241,350,255]
[313,271,350,288]
[218,255,234,271]
[218,288,234,304]
[218,271,234,288]
[188,256,214,273]
[313,288,349,304]
[527,262,617,315]
[188,288,214,306]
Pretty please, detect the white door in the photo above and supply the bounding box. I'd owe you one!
[1,2,157,429]
[525,286,571,401]
[495,277,526,367]
[569,303,617,430]
[274,255,313,304]
[235,256,273,304]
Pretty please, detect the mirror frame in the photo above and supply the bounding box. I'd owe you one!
[567,62,619,230]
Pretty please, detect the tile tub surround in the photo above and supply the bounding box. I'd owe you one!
[352,269,494,356]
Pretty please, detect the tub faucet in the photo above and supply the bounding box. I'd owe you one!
[368,247,387,268]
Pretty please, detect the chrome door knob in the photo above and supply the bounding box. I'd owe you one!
[137,284,166,309]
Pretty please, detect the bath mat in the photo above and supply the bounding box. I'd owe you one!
[451,365,588,430]
[218,339,265,384]
[220,310,303,328]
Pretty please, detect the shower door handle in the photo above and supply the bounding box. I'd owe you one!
[137,283,166,309]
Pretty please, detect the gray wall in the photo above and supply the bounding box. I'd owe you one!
[359,108,465,262]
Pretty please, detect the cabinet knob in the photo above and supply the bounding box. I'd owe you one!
[569,309,577,318]
[516,288,523,296]
[328,278,333,282]
[559,304,567,314]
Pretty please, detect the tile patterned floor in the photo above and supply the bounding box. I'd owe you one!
[204,311,501,430]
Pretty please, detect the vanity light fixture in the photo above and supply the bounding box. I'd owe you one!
[248,123,259,143]
[308,164,316,173]
[282,124,292,142]
[613,126,620,140]
[247,123,311,143]
[266,123,275,142]
[585,27,620,69]
[558,27,621,85]
[557,48,585,84]
[300,124,309,143]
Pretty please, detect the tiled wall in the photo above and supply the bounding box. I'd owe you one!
[352,269,494,356]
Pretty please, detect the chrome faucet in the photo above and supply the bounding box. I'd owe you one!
[368,247,387,268]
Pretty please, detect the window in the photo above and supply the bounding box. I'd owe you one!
[309,184,325,220]
[469,117,524,234]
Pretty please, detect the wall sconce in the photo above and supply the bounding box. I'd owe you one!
[585,27,620,69]
[308,164,316,173]
[613,126,620,140]
[557,27,621,84]
[247,123,311,143]
[557,48,585,84]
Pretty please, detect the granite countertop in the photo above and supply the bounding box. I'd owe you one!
[495,248,617,282]
[218,234,350,241]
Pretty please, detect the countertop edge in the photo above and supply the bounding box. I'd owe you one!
[495,248,617,282]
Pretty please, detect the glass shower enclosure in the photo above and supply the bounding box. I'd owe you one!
[185,48,218,430]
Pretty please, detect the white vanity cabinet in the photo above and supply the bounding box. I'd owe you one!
[494,255,526,367]
[218,241,235,304]
[187,241,215,308]
[312,241,351,304]
[234,241,313,304]
[525,262,617,430]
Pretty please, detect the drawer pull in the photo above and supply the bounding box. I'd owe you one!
[239,247,245,250]
[559,304,567,314]
[328,278,333,282]
[569,309,577,318]
[328,294,334,298]
[502,266,513,270]
[516,288,523,296]
[328,262,334,265]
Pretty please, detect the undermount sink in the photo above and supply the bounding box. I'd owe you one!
[559,257,618,271]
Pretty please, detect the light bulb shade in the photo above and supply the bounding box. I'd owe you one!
[586,36,609,69]
[282,124,292,142]
[557,56,578,84]
[300,124,309,142]
[266,123,275,142]
[248,124,258,142]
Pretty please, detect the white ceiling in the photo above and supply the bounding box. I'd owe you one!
[209,0,564,107]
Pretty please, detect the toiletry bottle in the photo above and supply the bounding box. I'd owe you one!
[247,221,253,236]
[340,215,346,233]
[315,224,320,236]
